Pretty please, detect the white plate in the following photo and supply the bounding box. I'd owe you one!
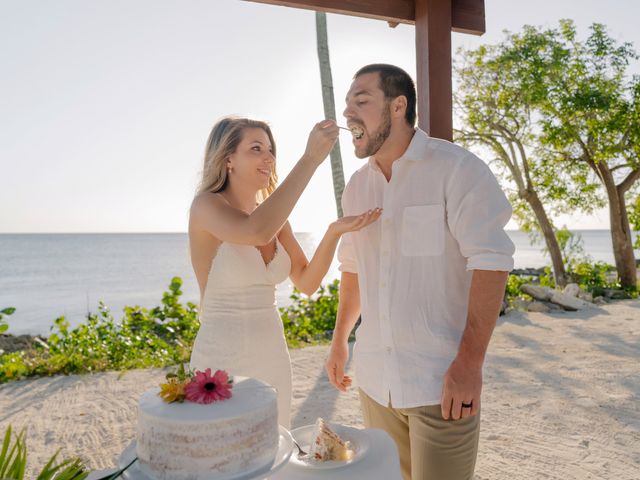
[289,423,370,470]
[118,425,293,480]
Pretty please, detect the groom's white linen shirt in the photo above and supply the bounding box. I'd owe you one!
[338,129,515,408]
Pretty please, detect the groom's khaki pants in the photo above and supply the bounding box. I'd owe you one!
[359,389,480,480]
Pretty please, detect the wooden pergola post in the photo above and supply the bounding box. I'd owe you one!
[415,0,452,140]
[243,0,485,141]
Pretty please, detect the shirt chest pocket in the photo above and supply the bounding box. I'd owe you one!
[401,204,445,256]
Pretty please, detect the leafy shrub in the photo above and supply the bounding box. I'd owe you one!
[279,279,342,348]
[567,261,624,296]
[507,260,635,301]
[0,277,199,383]
[539,266,556,288]
[505,274,530,299]
[0,307,15,334]
[0,276,345,383]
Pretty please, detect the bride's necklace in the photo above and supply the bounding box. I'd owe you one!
[219,191,257,215]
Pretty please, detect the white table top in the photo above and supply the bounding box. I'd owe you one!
[88,428,402,480]
[267,428,402,480]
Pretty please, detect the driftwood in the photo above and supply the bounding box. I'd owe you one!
[521,284,593,311]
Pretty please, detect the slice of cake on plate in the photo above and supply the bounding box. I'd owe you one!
[308,418,355,462]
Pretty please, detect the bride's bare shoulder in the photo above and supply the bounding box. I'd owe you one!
[190,192,230,217]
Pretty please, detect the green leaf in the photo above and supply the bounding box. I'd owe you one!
[93,456,137,480]
[0,425,14,476]
[37,456,88,480]
[0,427,26,479]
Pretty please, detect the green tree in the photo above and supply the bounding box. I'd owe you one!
[454,25,602,286]
[316,12,345,217]
[455,20,640,288]
[540,21,640,288]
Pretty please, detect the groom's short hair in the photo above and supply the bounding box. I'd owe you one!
[354,64,417,127]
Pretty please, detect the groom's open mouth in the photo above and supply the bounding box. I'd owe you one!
[348,124,365,141]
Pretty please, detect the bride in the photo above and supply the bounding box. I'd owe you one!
[188,116,381,427]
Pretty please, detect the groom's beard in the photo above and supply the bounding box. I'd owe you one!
[359,106,392,159]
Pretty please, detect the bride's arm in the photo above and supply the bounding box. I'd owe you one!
[278,210,381,296]
[190,121,338,246]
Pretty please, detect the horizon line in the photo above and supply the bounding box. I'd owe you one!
[0,229,618,235]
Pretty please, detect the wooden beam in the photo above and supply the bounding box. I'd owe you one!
[452,0,485,35]
[415,0,452,141]
[243,0,414,25]
[242,1,485,34]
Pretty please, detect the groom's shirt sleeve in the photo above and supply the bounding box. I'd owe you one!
[446,153,515,272]
[337,179,358,274]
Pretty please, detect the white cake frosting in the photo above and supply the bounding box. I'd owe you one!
[136,376,278,480]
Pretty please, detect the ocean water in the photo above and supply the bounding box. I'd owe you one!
[0,231,637,335]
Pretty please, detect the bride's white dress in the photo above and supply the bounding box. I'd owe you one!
[189,238,293,427]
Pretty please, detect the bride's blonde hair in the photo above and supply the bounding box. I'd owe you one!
[197,117,278,202]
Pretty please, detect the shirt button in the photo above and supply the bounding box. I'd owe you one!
[386,346,392,353]
[383,250,389,256]
[381,281,387,288]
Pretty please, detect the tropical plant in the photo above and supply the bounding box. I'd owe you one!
[0,307,15,334]
[0,425,89,479]
[0,275,349,384]
[568,261,617,295]
[279,279,343,347]
[505,274,531,301]
[0,277,199,384]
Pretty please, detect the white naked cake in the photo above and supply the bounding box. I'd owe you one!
[308,418,354,462]
[136,376,278,480]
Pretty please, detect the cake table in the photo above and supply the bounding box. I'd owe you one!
[88,427,401,480]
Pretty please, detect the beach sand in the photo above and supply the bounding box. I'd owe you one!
[1,300,638,479]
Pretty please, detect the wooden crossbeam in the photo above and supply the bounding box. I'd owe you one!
[242,0,486,140]
[243,0,485,35]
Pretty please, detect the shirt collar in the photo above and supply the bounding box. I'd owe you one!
[367,128,431,171]
[397,128,431,162]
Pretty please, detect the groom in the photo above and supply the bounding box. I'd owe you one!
[325,64,515,480]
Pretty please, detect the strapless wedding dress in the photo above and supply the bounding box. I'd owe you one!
[190,238,293,427]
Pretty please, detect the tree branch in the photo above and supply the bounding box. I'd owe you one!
[618,167,640,194]
[455,128,526,191]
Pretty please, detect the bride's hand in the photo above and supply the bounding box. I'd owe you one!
[328,208,382,237]
[303,120,339,166]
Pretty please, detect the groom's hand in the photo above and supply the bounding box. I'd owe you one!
[440,356,482,420]
[325,341,352,392]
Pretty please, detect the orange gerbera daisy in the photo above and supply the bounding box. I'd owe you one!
[159,379,186,403]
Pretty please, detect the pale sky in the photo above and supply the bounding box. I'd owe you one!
[1,0,639,234]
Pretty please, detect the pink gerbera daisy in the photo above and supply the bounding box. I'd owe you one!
[185,368,233,404]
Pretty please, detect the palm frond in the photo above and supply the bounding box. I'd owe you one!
[0,425,89,480]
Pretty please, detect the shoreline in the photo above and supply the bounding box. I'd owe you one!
[1,287,633,354]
